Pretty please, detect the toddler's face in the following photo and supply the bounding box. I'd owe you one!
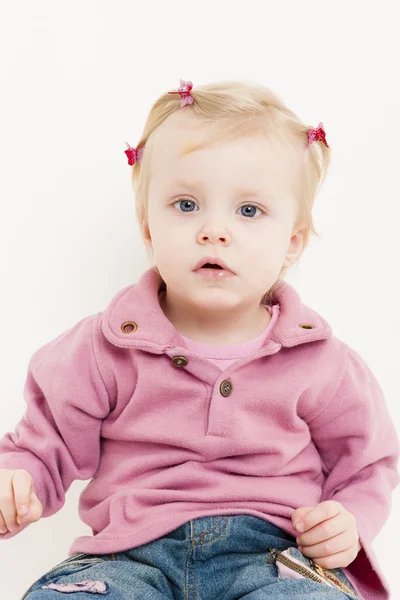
[144,111,304,312]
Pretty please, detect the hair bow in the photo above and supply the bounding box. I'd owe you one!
[124,142,144,166]
[168,79,194,108]
[307,122,329,148]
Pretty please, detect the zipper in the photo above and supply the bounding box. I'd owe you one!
[269,548,325,584]
[268,547,360,598]
[20,554,106,600]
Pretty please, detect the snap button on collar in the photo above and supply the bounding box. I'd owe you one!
[172,355,189,367]
[121,321,138,334]
[299,323,314,329]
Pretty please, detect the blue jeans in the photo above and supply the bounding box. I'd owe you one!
[22,515,360,599]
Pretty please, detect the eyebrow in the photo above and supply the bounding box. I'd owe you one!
[167,179,272,198]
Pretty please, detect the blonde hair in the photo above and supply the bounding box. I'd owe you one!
[129,80,331,301]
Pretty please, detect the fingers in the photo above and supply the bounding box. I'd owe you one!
[295,510,354,549]
[16,490,42,526]
[302,545,355,570]
[298,530,353,558]
[0,469,42,534]
[14,469,35,525]
[0,469,20,533]
[0,507,7,534]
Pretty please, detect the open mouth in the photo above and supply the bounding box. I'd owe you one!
[194,262,235,278]
[202,263,223,269]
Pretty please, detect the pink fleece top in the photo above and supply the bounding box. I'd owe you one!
[0,266,398,600]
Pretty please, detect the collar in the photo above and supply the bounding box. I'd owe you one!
[101,266,332,352]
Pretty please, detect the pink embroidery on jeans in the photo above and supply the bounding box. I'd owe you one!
[41,579,109,593]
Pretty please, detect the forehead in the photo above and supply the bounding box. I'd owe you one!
[149,110,301,192]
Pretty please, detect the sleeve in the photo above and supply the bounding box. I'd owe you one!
[307,345,400,550]
[0,312,111,539]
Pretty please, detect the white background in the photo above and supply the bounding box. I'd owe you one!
[0,1,399,597]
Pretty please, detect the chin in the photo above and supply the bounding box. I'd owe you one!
[189,288,240,307]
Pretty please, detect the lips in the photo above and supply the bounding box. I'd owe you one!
[193,256,235,274]
[194,266,236,279]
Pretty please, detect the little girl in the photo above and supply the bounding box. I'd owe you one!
[0,79,398,600]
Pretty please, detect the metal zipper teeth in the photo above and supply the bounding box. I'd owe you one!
[269,548,326,584]
[269,548,359,599]
[20,556,105,600]
[311,562,360,598]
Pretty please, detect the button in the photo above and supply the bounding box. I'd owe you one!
[299,323,314,329]
[220,379,233,397]
[121,321,138,334]
[172,356,189,367]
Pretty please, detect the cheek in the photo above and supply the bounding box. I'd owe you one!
[245,225,284,253]
[150,222,188,262]
[244,229,290,272]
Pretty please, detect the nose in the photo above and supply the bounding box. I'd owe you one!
[197,224,231,245]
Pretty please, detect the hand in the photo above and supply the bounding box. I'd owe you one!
[291,500,362,569]
[0,469,43,535]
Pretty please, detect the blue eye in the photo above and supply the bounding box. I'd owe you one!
[238,205,263,218]
[173,199,199,212]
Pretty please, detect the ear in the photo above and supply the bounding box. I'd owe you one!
[142,220,153,251]
[283,226,305,269]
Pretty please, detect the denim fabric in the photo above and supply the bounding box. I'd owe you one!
[21,515,360,599]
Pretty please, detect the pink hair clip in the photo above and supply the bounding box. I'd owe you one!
[168,79,194,108]
[307,122,329,148]
[124,142,145,166]
[124,78,194,165]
